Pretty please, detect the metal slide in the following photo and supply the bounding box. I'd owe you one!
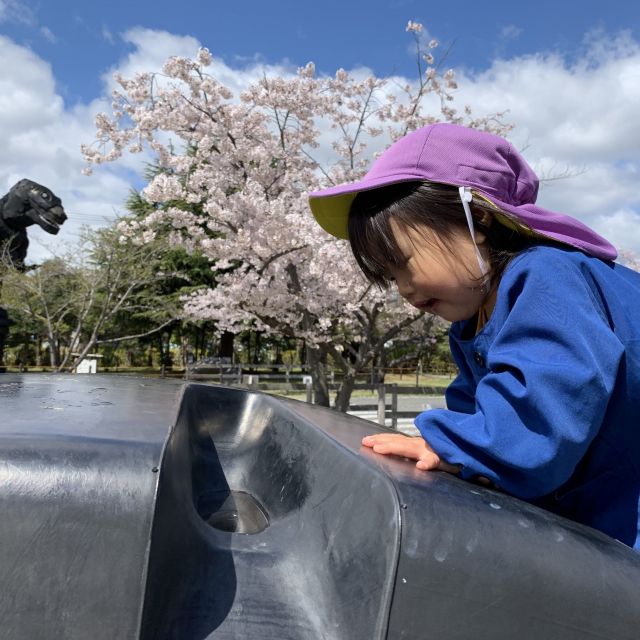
[1,375,639,639]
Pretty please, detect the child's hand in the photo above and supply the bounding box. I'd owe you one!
[361,433,460,474]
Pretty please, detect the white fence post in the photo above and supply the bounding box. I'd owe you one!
[377,384,386,426]
[303,375,313,404]
[391,384,398,430]
[242,374,259,389]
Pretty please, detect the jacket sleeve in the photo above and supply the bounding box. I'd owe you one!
[444,365,476,414]
[415,256,624,500]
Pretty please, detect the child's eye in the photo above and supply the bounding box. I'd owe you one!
[382,269,396,282]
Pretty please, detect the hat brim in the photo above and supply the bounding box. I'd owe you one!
[309,177,618,261]
[308,174,425,240]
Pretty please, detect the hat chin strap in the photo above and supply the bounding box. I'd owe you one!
[459,186,491,291]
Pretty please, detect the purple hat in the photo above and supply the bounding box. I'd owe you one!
[308,123,617,260]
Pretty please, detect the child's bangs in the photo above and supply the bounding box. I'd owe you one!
[348,208,405,287]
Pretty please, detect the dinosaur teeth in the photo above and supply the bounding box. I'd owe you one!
[38,213,60,230]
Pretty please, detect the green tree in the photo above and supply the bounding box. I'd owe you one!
[1,223,184,372]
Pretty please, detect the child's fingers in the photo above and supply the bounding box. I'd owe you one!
[362,433,437,463]
[361,435,375,447]
[362,433,409,447]
[362,434,415,456]
[416,453,441,470]
[362,433,451,472]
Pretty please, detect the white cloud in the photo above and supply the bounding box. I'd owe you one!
[102,24,115,45]
[450,32,640,253]
[39,25,57,43]
[106,27,299,99]
[592,208,640,252]
[101,27,203,93]
[501,25,522,40]
[0,35,134,262]
[455,37,640,159]
[0,0,33,25]
[0,36,62,135]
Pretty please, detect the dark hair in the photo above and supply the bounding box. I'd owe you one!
[348,180,536,287]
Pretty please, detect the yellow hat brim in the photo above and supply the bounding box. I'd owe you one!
[308,192,358,240]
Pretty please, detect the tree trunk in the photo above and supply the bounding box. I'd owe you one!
[306,345,330,407]
[48,337,58,369]
[219,330,234,359]
[254,331,262,364]
[333,372,357,413]
[194,326,202,360]
[34,336,42,367]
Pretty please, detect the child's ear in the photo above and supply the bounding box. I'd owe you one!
[474,211,493,245]
[478,210,493,227]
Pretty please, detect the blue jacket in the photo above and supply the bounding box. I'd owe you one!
[415,245,640,549]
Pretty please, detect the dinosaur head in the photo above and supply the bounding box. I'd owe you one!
[2,179,67,235]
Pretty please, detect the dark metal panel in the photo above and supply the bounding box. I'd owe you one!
[0,374,182,440]
[2,376,639,639]
[0,374,181,639]
[282,398,640,640]
[386,472,640,640]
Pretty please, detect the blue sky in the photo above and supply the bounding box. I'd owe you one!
[1,0,640,259]
[7,0,639,104]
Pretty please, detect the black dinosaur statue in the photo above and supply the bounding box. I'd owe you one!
[0,179,67,265]
[0,179,67,370]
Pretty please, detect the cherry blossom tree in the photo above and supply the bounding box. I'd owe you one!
[82,22,509,409]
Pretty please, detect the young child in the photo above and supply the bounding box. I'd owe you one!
[308,123,640,551]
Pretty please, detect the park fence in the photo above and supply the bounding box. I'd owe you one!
[185,361,446,429]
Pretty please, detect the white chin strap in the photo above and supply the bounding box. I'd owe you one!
[459,186,490,289]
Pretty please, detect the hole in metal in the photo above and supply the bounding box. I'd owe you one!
[201,490,269,535]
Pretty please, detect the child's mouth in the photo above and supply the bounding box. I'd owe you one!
[415,298,438,312]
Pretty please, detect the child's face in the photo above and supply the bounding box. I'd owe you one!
[387,219,490,323]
